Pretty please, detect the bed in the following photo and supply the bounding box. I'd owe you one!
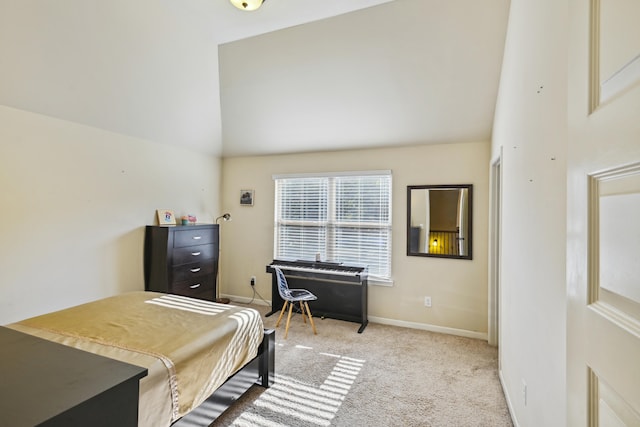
[5,291,274,426]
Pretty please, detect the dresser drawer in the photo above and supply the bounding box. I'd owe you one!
[172,275,214,300]
[171,262,215,283]
[173,228,215,248]
[172,244,216,266]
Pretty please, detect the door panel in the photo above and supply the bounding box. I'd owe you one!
[592,0,640,108]
[589,165,640,325]
[568,0,640,425]
[590,369,640,427]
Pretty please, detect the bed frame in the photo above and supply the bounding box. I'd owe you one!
[172,328,275,426]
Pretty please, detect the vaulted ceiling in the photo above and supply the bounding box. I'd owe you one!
[0,0,510,157]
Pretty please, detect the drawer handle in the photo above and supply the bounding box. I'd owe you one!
[190,267,201,273]
[191,251,201,256]
[189,284,201,289]
[192,236,202,240]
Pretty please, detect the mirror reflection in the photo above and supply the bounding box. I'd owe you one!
[407,184,473,259]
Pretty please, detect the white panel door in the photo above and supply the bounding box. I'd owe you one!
[567,0,640,425]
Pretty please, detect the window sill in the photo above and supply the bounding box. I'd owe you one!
[369,277,394,287]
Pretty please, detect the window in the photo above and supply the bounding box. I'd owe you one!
[274,171,392,282]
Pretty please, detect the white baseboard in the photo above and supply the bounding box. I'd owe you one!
[368,315,488,340]
[222,293,488,340]
[221,293,271,306]
[499,369,519,427]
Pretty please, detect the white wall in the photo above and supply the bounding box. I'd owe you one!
[491,0,568,425]
[218,0,509,157]
[0,106,221,324]
[220,141,490,336]
[0,0,222,155]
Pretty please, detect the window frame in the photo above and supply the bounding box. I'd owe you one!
[273,170,392,284]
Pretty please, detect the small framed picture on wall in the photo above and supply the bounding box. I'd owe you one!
[240,189,254,206]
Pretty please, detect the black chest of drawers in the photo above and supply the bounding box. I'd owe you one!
[144,224,219,301]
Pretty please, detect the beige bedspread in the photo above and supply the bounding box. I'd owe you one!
[7,291,264,426]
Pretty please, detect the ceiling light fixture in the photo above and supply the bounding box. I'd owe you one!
[230,0,265,11]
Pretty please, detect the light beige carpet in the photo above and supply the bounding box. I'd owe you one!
[211,303,513,427]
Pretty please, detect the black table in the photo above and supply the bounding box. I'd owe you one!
[0,326,147,426]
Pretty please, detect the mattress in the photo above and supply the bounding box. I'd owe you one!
[7,291,264,426]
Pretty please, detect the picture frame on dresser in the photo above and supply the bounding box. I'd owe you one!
[156,209,176,226]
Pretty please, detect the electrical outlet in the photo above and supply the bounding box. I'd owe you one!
[250,276,256,287]
[424,296,432,307]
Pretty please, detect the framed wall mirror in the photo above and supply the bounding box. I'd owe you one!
[407,184,473,259]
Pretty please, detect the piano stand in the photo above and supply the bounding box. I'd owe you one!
[357,320,368,333]
[265,309,278,317]
[266,307,368,333]
[266,260,369,333]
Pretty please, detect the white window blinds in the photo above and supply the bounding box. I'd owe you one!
[274,171,392,281]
